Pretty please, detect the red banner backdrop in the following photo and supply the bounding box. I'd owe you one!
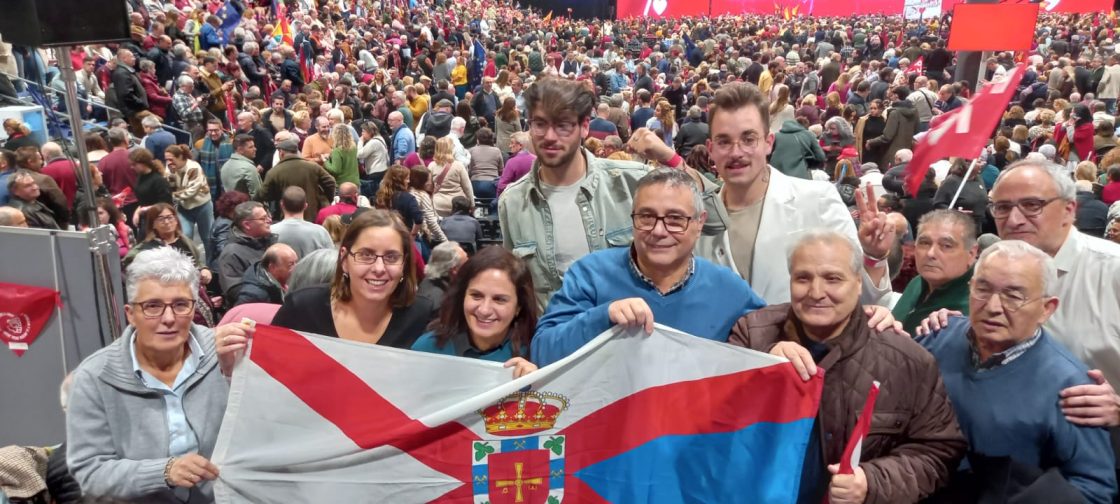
[626,0,1110,18]
[0,282,62,357]
[616,0,708,19]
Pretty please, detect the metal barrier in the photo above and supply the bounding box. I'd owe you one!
[2,70,194,144]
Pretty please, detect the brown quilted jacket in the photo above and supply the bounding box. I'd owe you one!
[728,304,966,504]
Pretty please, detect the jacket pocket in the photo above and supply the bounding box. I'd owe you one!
[864,411,908,455]
[604,227,634,247]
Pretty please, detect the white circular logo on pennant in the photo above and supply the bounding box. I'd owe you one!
[0,313,31,341]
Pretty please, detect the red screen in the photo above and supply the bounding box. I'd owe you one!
[616,0,708,18]
[947,3,1039,51]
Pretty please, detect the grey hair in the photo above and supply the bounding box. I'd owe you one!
[995,160,1077,201]
[141,115,162,129]
[450,117,466,131]
[232,201,264,229]
[177,75,194,88]
[976,240,1057,296]
[510,131,531,148]
[917,209,978,250]
[787,228,863,275]
[107,127,129,146]
[688,106,701,119]
[125,247,200,302]
[287,248,339,293]
[0,206,23,225]
[7,169,34,192]
[243,41,258,53]
[635,168,704,216]
[172,44,187,58]
[425,241,465,279]
[824,116,855,143]
[138,59,155,72]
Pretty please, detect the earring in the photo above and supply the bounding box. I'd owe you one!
[343,272,350,282]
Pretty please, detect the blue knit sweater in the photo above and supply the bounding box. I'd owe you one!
[920,317,1117,504]
[531,247,766,366]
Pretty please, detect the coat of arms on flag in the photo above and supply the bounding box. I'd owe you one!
[473,391,569,503]
[212,324,823,503]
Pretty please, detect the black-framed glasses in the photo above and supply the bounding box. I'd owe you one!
[154,214,177,223]
[347,249,405,266]
[631,213,695,233]
[132,299,195,318]
[969,283,1040,313]
[987,197,1064,219]
[529,119,579,137]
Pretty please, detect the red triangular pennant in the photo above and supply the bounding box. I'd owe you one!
[0,282,62,357]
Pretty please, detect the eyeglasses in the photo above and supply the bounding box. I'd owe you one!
[529,119,579,137]
[132,299,195,318]
[155,214,177,223]
[347,249,405,266]
[969,283,1041,313]
[711,134,764,153]
[987,197,1064,219]
[245,215,273,223]
[631,213,695,233]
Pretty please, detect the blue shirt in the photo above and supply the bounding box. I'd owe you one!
[919,317,1117,504]
[532,247,766,366]
[411,331,515,362]
[129,332,202,458]
[0,169,13,206]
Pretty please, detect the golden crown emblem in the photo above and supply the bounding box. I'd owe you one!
[479,391,570,437]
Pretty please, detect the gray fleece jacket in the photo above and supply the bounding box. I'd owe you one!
[65,324,228,503]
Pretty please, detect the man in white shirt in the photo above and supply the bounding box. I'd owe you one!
[448,117,472,167]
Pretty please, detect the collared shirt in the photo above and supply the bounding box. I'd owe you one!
[130,332,202,501]
[968,328,1042,371]
[1045,229,1120,387]
[627,246,696,296]
[129,333,202,458]
[411,331,516,362]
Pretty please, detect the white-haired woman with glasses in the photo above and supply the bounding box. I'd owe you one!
[65,247,251,503]
[264,209,434,352]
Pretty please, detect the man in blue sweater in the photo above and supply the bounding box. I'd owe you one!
[532,168,765,366]
[919,240,1117,503]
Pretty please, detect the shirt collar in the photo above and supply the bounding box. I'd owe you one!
[628,245,696,296]
[1051,228,1082,275]
[968,327,1042,371]
[449,331,511,359]
[129,330,202,382]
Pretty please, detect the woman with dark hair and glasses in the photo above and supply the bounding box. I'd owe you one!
[412,246,540,378]
[268,209,433,348]
[125,203,213,287]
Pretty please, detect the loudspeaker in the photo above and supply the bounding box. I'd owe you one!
[0,0,131,47]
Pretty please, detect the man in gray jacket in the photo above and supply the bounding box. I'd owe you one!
[220,134,262,198]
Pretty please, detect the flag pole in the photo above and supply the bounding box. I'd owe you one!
[948,157,980,209]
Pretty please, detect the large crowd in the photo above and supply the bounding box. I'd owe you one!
[2,0,1120,502]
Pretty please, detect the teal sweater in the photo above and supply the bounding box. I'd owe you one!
[920,317,1117,504]
[325,147,360,187]
[532,247,766,366]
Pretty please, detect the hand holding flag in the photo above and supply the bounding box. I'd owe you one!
[827,381,880,504]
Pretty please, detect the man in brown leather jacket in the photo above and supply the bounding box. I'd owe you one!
[728,229,965,504]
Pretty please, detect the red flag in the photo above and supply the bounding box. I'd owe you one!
[906,56,924,75]
[225,92,238,131]
[904,64,1027,196]
[838,381,880,474]
[0,282,62,357]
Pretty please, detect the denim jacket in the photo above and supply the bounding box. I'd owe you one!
[499,148,648,309]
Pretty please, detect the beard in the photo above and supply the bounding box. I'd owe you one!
[535,139,581,170]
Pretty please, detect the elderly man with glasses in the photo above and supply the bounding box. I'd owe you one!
[918,240,1116,503]
[921,160,1120,490]
[217,201,278,303]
